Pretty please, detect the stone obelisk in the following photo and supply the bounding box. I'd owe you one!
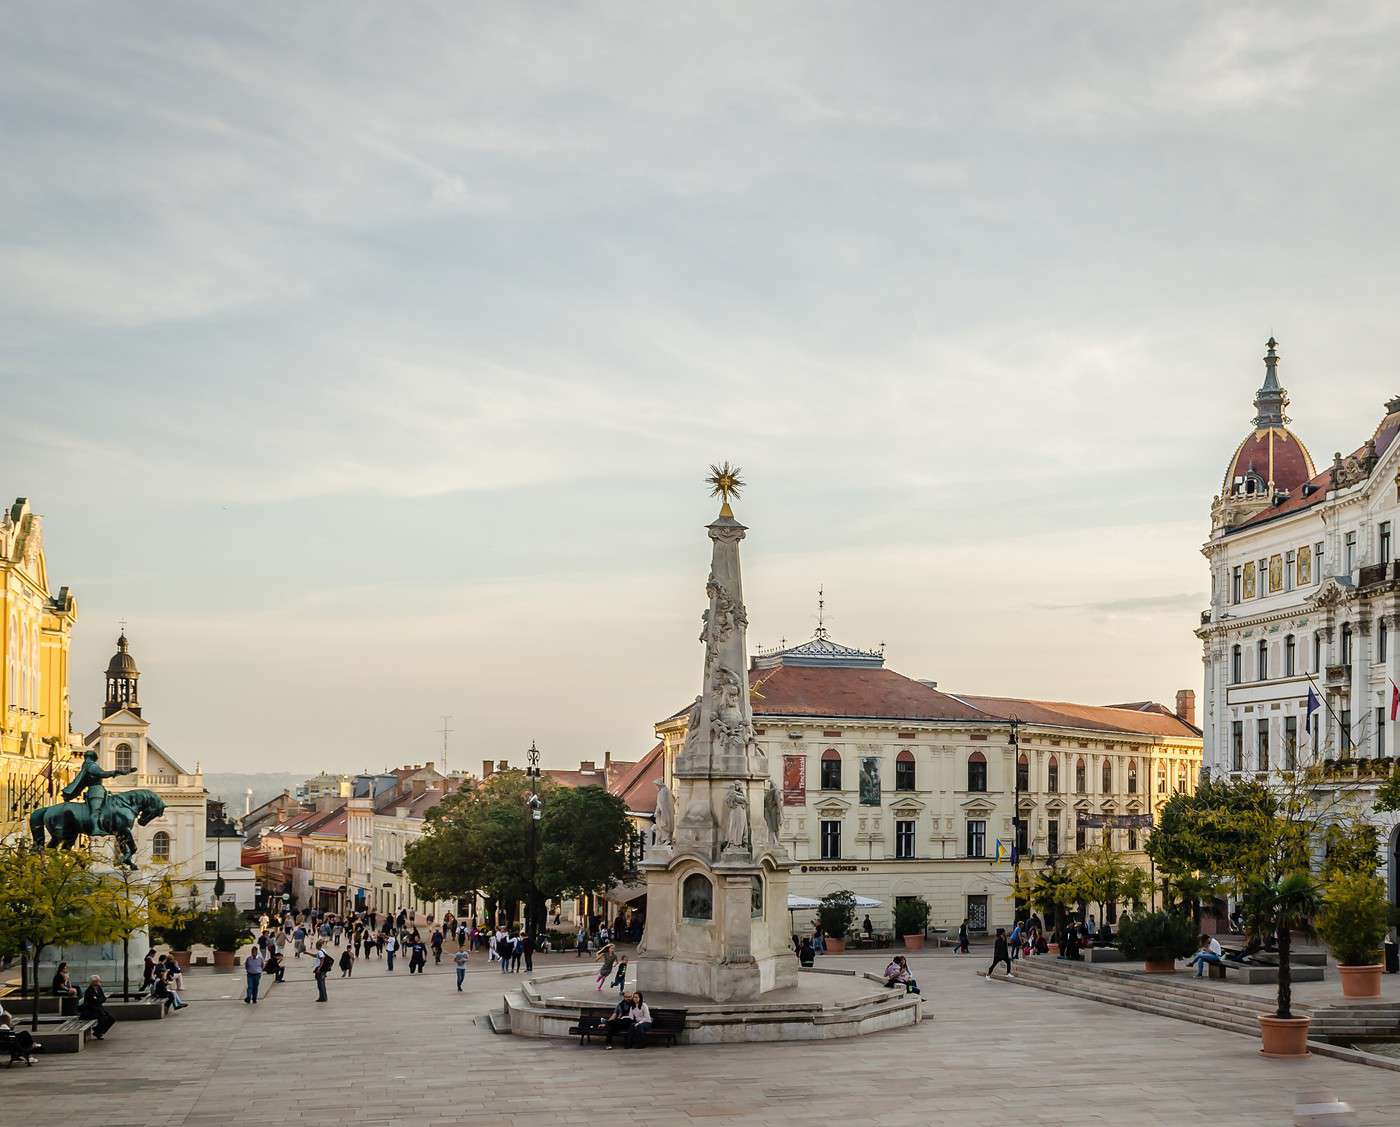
[636,464,798,1001]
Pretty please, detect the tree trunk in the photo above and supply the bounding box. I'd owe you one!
[122,935,130,1000]
[30,946,43,1032]
[1277,925,1292,1019]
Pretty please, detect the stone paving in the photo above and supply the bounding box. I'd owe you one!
[2,948,1398,1125]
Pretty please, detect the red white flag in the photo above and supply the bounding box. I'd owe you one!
[1391,678,1399,722]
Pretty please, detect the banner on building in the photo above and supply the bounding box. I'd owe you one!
[1075,812,1153,830]
[782,754,806,805]
[859,756,881,805]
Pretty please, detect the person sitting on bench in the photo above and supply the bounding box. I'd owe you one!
[884,955,920,994]
[79,975,116,1040]
[603,993,635,1050]
[1186,934,1224,977]
[625,991,653,1048]
[0,1011,41,1064]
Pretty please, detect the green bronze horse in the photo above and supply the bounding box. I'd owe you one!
[28,788,167,869]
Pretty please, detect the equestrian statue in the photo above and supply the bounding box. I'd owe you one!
[28,749,166,869]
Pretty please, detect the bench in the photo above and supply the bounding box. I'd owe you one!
[1209,959,1324,985]
[567,1006,615,1045]
[641,1008,687,1047]
[568,1006,688,1047]
[0,1026,43,1066]
[28,1018,97,1054]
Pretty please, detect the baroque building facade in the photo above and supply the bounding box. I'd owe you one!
[1,498,80,828]
[655,632,1201,934]
[1197,337,1400,906]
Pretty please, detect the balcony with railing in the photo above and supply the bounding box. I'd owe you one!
[1358,560,1400,588]
[1325,664,1351,689]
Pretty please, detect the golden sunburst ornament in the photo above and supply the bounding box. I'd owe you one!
[706,461,745,517]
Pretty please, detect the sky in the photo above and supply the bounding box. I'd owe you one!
[5,2,1400,774]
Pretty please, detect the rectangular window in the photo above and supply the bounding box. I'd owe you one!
[1284,716,1298,770]
[1382,522,1393,566]
[1381,619,1389,664]
[1075,821,1086,851]
[1231,720,1244,772]
[205,860,217,871]
[1257,640,1268,681]
[1016,757,1029,792]
[820,820,841,860]
[1127,827,1139,850]
[1258,559,1268,595]
[1315,541,1325,582]
[894,757,915,792]
[1285,635,1296,676]
[1286,549,1296,591]
[1047,819,1059,857]
[1232,566,1242,604]
[1341,709,1353,753]
[967,758,987,792]
[1257,719,1270,772]
[1314,632,1323,672]
[1345,532,1357,575]
[1231,646,1243,684]
[1376,708,1386,760]
[820,757,841,790]
[1015,817,1028,855]
[966,819,986,859]
[895,819,915,860]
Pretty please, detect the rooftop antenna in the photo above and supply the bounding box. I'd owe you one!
[815,586,828,640]
[118,617,128,634]
[437,715,453,775]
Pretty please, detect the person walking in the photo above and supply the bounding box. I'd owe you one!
[410,938,427,974]
[293,923,307,958]
[1008,921,1022,962]
[986,927,1013,979]
[576,926,588,958]
[498,930,512,974]
[610,954,628,993]
[509,933,524,974]
[385,932,398,972]
[266,948,285,983]
[339,945,355,978]
[313,943,331,1002]
[522,931,534,974]
[243,949,265,1004]
[431,928,444,965]
[454,947,468,991]
[957,919,970,954]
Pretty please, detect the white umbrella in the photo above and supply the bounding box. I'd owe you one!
[786,893,881,910]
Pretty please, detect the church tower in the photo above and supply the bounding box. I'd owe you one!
[103,632,141,717]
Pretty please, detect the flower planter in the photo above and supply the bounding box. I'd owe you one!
[824,938,845,954]
[168,950,191,970]
[212,950,237,970]
[1143,959,1177,974]
[1258,1014,1311,1057]
[902,934,925,951]
[1337,963,1384,999]
[1047,943,1059,954]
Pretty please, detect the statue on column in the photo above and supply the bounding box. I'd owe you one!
[722,781,750,854]
[654,779,675,847]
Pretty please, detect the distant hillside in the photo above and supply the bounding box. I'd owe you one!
[205,772,306,813]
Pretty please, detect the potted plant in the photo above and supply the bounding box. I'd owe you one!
[204,904,252,970]
[1117,910,1196,973]
[1241,871,1323,1058]
[1316,871,1388,999]
[895,897,930,950]
[154,909,202,970]
[817,891,857,954]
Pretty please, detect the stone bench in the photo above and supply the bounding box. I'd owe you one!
[1209,960,1324,985]
[32,1018,98,1053]
[1085,947,1125,963]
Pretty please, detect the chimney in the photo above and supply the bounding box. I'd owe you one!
[604,750,611,769]
[497,759,509,773]
[482,759,493,779]
[580,760,595,773]
[1175,689,1196,727]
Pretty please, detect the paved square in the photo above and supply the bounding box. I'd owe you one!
[3,950,1398,1125]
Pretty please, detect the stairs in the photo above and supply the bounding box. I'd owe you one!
[1006,957,1307,1038]
[1309,1002,1400,1044]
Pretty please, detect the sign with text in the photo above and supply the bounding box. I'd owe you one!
[782,754,806,805]
[1075,812,1153,829]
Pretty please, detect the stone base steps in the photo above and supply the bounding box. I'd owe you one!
[1310,1001,1400,1043]
[1006,959,1289,1038]
[480,1007,511,1035]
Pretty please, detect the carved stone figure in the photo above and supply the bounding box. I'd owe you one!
[722,781,749,853]
[763,778,781,842]
[654,779,675,846]
[680,695,703,759]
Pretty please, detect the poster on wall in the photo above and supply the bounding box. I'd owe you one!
[782,754,806,805]
[859,756,881,805]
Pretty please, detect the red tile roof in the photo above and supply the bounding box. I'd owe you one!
[612,743,665,813]
[748,664,992,722]
[957,695,1201,738]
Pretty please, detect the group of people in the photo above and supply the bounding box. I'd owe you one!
[140,951,191,1010]
[600,991,653,1048]
[50,961,118,1037]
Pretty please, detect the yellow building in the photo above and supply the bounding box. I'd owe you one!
[2,497,80,830]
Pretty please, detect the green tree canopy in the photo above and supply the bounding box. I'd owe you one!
[1320,820,1380,880]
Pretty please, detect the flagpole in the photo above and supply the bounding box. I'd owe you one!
[1302,672,1350,759]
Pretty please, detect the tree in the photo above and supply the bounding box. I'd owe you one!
[96,866,176,999]
[1375,771,1400,815]
[1147,777,1283,905]
[0,843,122,1031]
[537,785,632,900]
[1240,871,1323,1020]
[1316,871,1389,967]
[1320,820,1380,880]
[1066,840,1136,924]
[1010,862,1077,924]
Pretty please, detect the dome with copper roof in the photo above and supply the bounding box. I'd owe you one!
[1221,338,1316,498]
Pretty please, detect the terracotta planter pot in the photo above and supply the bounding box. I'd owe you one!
[902,934,925,951]
[169,950,191,970]
[824,938,845,954]
[1258,1014,1311,1057]
[1047,943,1059,955]
[1338,963,1384,999]
[1143,959,1177,974]
[212,950,237,969]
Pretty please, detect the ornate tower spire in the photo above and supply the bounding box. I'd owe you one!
[1252,336,1290,428]
[103,631,141,717]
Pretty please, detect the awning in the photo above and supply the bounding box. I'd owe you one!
[786,894,882,910]
[604,880,648,906]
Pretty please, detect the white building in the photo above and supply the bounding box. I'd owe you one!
[1197,337,1400,906]
[84,632,253,906]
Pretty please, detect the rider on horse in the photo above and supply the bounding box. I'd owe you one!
[62,749,135,832]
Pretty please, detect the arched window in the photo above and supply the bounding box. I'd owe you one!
[1016,753,1029,792]
[967,751,987,793]
[1101,759,1113,794]
[682,873,713,920]
[1127,759,1138,794]
[1075,758,1086,793]
[151,831,171,861]
[1176,765,1188,793]
[820,749,841,790]
[1047,755,1059,793]
[115,743,133,771]
[894,749,915,792]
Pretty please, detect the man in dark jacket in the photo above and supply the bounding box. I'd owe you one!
[79,975,116,1039]
[986,928,1013,980]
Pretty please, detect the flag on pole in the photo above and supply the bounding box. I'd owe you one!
[1303,688,1321,747]
[1390,678,1399,723]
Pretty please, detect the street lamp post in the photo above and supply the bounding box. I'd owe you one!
[526,741,542,941]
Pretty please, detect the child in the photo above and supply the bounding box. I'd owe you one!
[594,943,617,991]
[611,954,629,993]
